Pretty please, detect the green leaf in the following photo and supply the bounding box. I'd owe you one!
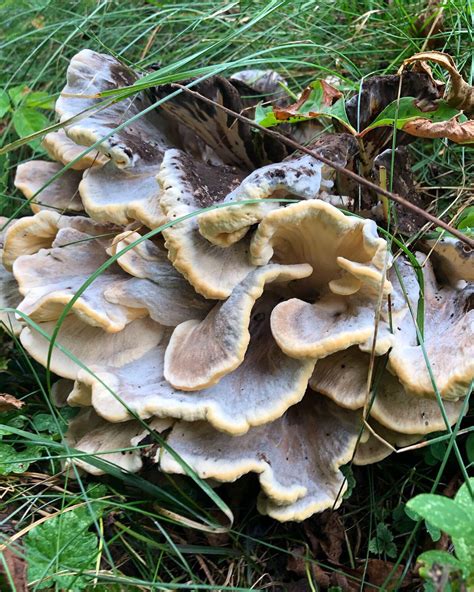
[340,464,356,499]
[0,413,27,437]
[8,85,28,106]
[32,413,62,434]
[0,442,43,474]
[24,91,55,110]
[12,107,49,150]
[368,523,397,558]
[454,478,474,514]
[25,506,99,591]
[457,207,474,233]
[407,494,473,540]
[361,97,460,134]
[426,520,441,542]
[255,79,356,133]
[0,89,10,118]
[417,550,465,578]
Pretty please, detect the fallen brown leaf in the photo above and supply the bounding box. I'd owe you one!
[402,116,474,144]
[360,559,413,590]
[0,394,24,411]
[401,51,474,114]
[319,511,345,564]
[287,546,330,588]
[0,547,27,592]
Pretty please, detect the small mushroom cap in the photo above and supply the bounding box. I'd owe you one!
[311,347,464,434]
[160,396,360,521]
[20,316,164,380]
[353,420,422,466]
[229,69,287,105]
[197,134,357,248]
[197,153,335,247]
[2,210,62,270]
[272,292,392,361]
[158,149,256,299]
[424,236,474,285]
[164,263,312,390]
[0,217,23,335]
[250,199,391,297]
[14,160,83,214]
[0,263,22,335]
[388,255,473,400]
[13,227,144,332]
[104,231,212,326]
[2,210,117,271]
[80,162,166,227]
[77,294,315,434]
[50,378,75,407]
[65,408,173,475]
[56,49,169,169]
[65,408,142,475]
[67,381,92,407]
[42,129,107,170]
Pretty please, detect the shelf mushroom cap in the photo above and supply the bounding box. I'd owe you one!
[75,291,315,434]
[0,217,22,335]
[197,153,335,248]
[13,227,144,332]
[157,148,256,299]
[2,210,117,271]
[56,49,168,169]
[388,255,474,400]
[80,161,166,228]
[160,396,360,522]
[20,316,164,380]
[65,408,174,475]
[164,263,312,391]
[104,231,212,327]
[14,160,83,214]
[353,420,422,466]
[310,347,465,434]
[424,235,474,286]
[42,129,107,170]
[250,199,391,295]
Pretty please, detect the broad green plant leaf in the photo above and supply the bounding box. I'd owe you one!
[457,207,474,233]
[0,442,42,474]
[12,107,49,150]
[406,494,472,540]
[361,97,460,133]
[255,79,356,133]
[8,85,28,106]
[361,97,473,144]
[25,506,99,591]
[0,90,10,118]
[417,550,466,577]
[24,91,55,110]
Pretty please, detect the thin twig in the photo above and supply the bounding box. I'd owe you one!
[175,83,474,248]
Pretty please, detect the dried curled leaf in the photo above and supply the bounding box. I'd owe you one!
[361,97,472,145]
[402,116,474,144]
[400,51,474,114]
[0,394,24,411]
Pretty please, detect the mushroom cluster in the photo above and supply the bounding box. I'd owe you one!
[1,50,473,522]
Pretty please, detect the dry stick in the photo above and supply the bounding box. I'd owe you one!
[175,83,474,249]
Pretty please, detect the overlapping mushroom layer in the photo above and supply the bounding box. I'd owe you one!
[2,48,472,522]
